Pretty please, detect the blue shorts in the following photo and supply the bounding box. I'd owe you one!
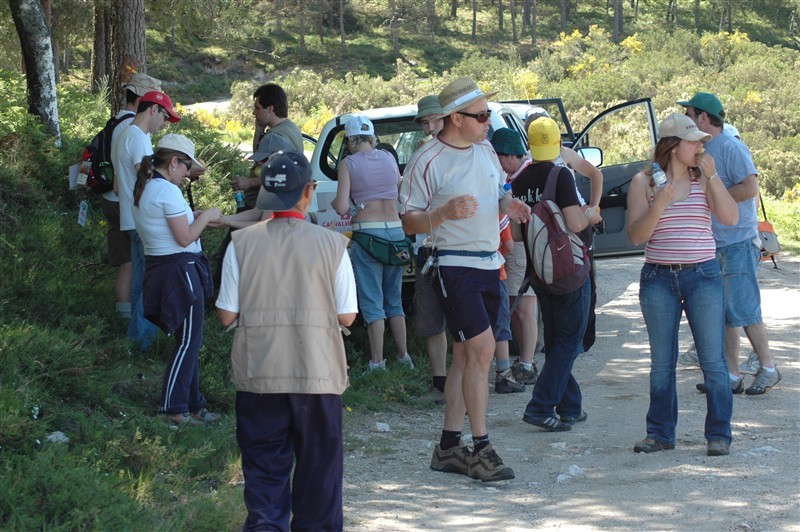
[496,279,512,342]
[413,248,446,337]
[350,226,406,324]
[434,266,502,342]
[716,239,763,328]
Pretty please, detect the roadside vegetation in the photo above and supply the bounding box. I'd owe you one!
[1,18,799,531]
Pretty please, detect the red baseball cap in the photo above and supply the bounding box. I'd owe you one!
[140,91,180,122]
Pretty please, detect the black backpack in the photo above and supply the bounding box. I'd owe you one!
[77,112,134,194]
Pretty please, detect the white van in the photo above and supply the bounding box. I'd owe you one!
[308,97,658,258]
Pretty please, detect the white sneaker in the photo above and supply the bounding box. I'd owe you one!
[397,353,415,370]
[739,351,760,375]
[678,344,699,366]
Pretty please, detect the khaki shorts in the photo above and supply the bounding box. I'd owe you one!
[505,245,533,296]
[100,198,131,266]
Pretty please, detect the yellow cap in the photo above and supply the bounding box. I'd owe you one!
[527,117,561,161]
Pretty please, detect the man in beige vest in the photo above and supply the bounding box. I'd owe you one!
[216,150,357,531]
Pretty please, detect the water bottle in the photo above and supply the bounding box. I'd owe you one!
[234,190,245,209]
[652,162,667,189]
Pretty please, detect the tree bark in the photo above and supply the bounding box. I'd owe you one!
[521,0,530,34]
[389,0,399,57]
[111,0,146,113]
[451,0,457,18]
[531,0,537,47]
[694,0,700,33]
[8,0,61,144]
[560,0,567,32]
[91,0,111,94]
[613,0,623,42]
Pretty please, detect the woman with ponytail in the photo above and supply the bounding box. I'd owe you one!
[133,133,222,427]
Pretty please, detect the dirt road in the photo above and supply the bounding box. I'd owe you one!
[341,254,800,531]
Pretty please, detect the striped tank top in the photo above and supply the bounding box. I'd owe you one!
[645,179,715,264]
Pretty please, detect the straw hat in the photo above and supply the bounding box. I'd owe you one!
[438,77,498,116]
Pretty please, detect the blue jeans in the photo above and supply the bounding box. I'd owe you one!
[127,230,158,349]
[638,260,732,445]
[524,277,590,420]
[350,227,405,324]
[717,239,763,327]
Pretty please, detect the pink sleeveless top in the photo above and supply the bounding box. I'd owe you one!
[645,179,715,264]
[345,149,400,205]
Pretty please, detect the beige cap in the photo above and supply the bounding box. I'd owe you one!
[122,73,162,97]
[658,113,712,142]
[438,77,498,116]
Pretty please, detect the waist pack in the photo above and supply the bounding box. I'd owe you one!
[351,231,413,266]
[523,166,591,295]
[757,195,779,267]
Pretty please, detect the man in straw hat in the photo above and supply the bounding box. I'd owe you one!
[399,77,531,482]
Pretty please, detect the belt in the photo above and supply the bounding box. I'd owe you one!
[436,250,497,258]
[351,221,402,230]
[647,262,700,271]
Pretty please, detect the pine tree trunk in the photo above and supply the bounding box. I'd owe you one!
[298,0,306,53]
[451,0,458,18]
[694,0,700,33]
[510,0,518,43]
[426,0,437,31]
[521,0,530,34]
[91,0,111,94]
[560,0,567,32]
[498,0,503,32]
[8,0,61,144]
[472,0,477,42]
[111,0,146,113]
[339,0,347,48]
[531,0,537,47]
[613,0,623,42]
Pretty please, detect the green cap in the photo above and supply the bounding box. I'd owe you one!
[677,92,725,122]
[490,128,526,156]
[415,95,443,122]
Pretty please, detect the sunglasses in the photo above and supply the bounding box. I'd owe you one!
[178,158,193,171]
[457,110,492,123]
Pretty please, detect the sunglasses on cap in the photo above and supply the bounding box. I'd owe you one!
[457,110,492,123]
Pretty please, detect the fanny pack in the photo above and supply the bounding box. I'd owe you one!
[351,231,413,266]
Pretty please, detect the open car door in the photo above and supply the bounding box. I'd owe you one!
[572,98,658,256]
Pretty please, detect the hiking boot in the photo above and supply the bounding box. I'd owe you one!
[397,353,415,370]
[167,412,203,427]
[678,344,699,366]
[430,444,470,475]
[707,440,730,456]
[745,366,781,395]
[495,368,525,394]
[522,415,572,432]
[467,444,515,482]
[511,360,539,385]
[191,408,221,423]
[414,387,446,405]
[739,350,760,375]
[560,411,588,424]
[633,437,675,453]
[696,376,744,395]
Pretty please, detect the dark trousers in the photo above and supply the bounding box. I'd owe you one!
[582,249,597,352]
[237,392,344,532]
[159,265,206,414]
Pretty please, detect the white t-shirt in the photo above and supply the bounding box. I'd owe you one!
[102,110,135,202]
[399,137,505,270]
[112,124,152,231]
[133,177,201,256]
[215,241,357,315]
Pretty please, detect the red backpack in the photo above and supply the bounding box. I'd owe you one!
[523,166,591,295]
[77,112,133,194]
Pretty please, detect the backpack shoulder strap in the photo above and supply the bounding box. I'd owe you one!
[541,165,562,202]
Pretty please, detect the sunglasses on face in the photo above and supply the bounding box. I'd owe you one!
[178,158,193,171]
[457,110,492,123]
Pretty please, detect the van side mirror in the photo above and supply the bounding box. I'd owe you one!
[576,146,603,168]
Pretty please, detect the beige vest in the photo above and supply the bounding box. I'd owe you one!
[230,217,350,394]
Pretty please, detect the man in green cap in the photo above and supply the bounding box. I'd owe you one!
[679,92,780,396]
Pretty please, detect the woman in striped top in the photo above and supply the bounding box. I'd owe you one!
[626,113,738,456]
